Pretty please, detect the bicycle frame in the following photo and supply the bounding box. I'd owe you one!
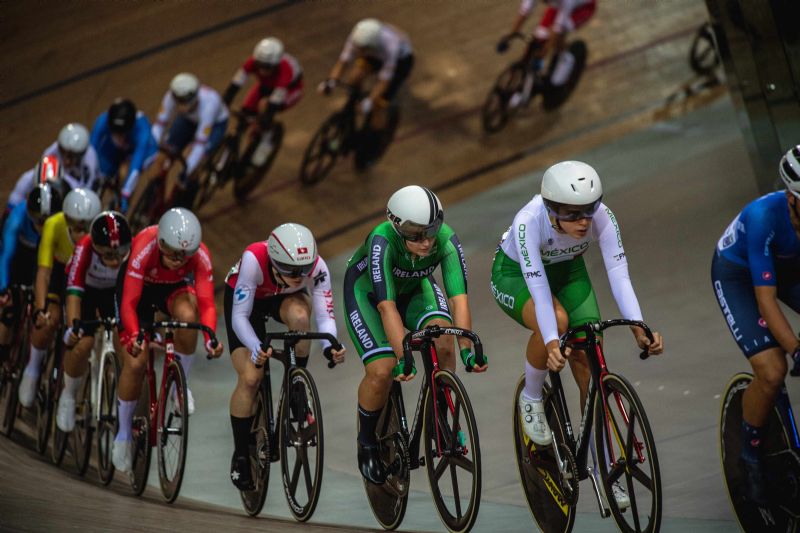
[142,329,178,448]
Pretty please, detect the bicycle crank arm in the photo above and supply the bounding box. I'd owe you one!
[587,468,611,518]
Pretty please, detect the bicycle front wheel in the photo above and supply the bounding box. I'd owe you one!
[73,370,93,476]
[97,351,119,485]
[423,369,481,533]
[36,343,59,455]
[299,113,343,186]
[157,360,189,503]
[0,316,29,437]
[279,367,324,522]
[240,384,271,516]
[130,378,152,496]
[50,366,68,466]
[594,372,661,533]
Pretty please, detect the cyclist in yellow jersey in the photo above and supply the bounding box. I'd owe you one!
[18,189,101,408]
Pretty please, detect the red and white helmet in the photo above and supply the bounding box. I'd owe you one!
[267,223,317,277]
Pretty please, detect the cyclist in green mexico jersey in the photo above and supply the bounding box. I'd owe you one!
[344,185,487,484]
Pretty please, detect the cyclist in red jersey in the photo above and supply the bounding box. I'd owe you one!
[112,207,223,472]
[222,37,303,164]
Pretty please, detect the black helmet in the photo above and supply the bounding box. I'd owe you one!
[108,98,137,135]
[90,210,132,259]
[27,182,63,225]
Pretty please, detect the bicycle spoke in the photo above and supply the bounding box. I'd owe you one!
[302,450,313,499]
[289,452,302,492]
[450,463,462,517]
[432,455,449,482]
[629,463,653,490]
[450,454,474,472]
[630,475,642,531]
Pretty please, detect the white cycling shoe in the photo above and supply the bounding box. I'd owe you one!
[170,386,195,415]
[112,439,134,472]
[56,397,76,432]
[18,371,39,408]
[518,393,553,446]
[612,482,630,510]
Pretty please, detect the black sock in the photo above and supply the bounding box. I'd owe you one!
[358,404,382,446]
[741,420,762,463]
[296,356,308,368]
[0,344,9,363]
[231,415,255,458]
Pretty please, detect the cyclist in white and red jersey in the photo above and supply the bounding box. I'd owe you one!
[56,211,132,432]
[224,222,344,490]
[319,18,414,127]
[112,207,223,472]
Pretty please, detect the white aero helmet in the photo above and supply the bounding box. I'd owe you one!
[352,18,382,49]
[158,208,201,256]
[386,185,444,241]
[779,145,800,198]
[170,73,200,104]
[253,37,284,67]
[63,188,102,230]
[268,223,318,277]
[540,160,603,221]
[58,123,89,155]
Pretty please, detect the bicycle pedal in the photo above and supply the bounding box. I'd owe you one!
[417,456,425,467]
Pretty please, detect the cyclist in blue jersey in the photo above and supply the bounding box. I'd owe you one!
[711,145,800,505]
[0,183,62,363]
[90,98,158,213]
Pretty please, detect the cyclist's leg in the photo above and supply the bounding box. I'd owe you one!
[370,54,413,131]
[277,291,312,362]
[22,266,64,406]
[405,276,454,371]
[166,286,200,393]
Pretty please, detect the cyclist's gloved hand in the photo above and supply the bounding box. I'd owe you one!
[223,83,239,107]
[318,78,337,95]
[460,347,488,373]
[392,358,417,381]
[205,338,223,358]
[496,37,510,54]
[790,346,800,377]
[0,290,10,308]
[63,326,83,348]
[251,345,271,366]
[323,345,346,365]
[359,97,373,115]
[121,331,147,357]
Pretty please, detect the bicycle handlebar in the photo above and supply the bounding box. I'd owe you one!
[136,321,219,360]
[558,319,655,361]
[401,325,485,375]
[258,331,344,369]
[72,317,117,334]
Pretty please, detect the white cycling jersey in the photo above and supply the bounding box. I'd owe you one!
[8,143,100,207]
[151,85,229,175]
[499,195,642,344]
[339,23,413,81]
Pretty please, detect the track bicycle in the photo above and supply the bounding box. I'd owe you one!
[299,83,399,186]
[128,321,218,503]
[362,325,486,533]
[719,359,800,532]
[513,319,661,533]
[239,329,342,522]
[482,33,588,134]
[127,150,187,234]
[50,317,119,481]
[191,110,284,210]
[32,297,65,456]
[0,284,34,437]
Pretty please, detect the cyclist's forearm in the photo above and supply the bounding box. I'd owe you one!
[65,294,81,326]
[370,79,391,102]
[510,13,527,34]
[377,300,405,360]
[755,286,798,353]
[329,60,346,81]
[34,267,51,311]
[449,294,473,350]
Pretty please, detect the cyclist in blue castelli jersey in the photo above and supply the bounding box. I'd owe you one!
[0,182,62,364]
[90,98,158,213]
[711,145,800,505]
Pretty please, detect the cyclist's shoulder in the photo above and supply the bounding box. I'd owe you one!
[43,212,67,235]
[741,192,785,227]
[368,221,398,243]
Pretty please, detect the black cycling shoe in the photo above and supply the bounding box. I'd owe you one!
[230,453,255,491]
[740,458,768,506]
[358,441,387,485]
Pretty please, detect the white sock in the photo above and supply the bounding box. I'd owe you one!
[62,373,82,401]
[176,352,193,384]
[24,346,46,377]
[115,399,137,442]
[550,50,576,87]
[523,361,548,401]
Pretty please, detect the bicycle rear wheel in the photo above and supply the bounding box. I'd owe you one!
[594,372,661,533]
[482,63,527,134]
[278,367,324,521]
[97,351,119,485]
[157,360,189,503]
[542,40,588,111]
[234,123,284,202]
[354,106,399,171]
[130,378,152,496]
[512,375,576,533]
[0,318,28,437]
[73,370,93,475]
[299,113,344,186]
[240,383,271,516]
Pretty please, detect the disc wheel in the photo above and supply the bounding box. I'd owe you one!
[481,62,527,134]
[73,371,93,476]
[512,375,576,533]
[96,351,119,485]
[594,372,661,533]
[423,370,482,533]
[279,367,324,522]
[240,384,271,516]
[157,360,189,503]
[299,113,344,186]
[130,378,152,497]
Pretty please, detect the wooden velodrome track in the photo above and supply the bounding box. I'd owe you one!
[1,0,721,531]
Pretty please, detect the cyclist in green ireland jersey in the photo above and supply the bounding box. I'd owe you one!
[345,185,487,484]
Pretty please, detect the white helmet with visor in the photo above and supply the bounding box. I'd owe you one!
[386,185,444,241]
[540,160,603,221]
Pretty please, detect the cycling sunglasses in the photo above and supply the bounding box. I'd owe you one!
[272,260,314,279]
[392,213,443,243]
[158,240,196,262]
[547,200,602,222]
[65,216,91,233]
[93,244,131,262]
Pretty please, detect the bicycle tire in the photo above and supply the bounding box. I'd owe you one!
[157,360,189,503]
[191,141,229,211]
[482,62,527,134]
[278,367,324,522]
[299,113,344,186]
[542,40,588,111]
[240,384,271,516]
[128,176,164,234]
[130,378,152,497]
[234,123,284,202]
[1,318,29,437]
[36,340,60,455]
[423,369,482,533]
[689,23,720,77]
[97,351,119,485]
[362,385,410,531]
[73,368,93,476]
[512,376,576,533]
[50,364,68,466]
[594,372,661,533]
